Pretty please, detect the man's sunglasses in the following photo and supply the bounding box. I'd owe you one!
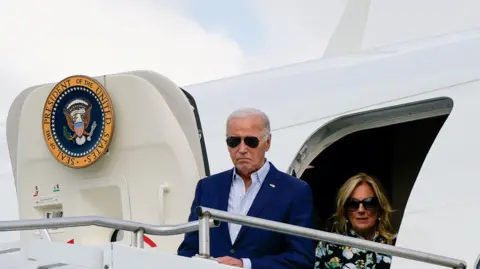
[345,197,379,211]
[226,136,260,148]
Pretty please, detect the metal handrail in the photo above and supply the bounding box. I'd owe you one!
[196,206,467,269]
[0,216,219,248]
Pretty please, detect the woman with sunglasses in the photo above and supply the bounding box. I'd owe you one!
[314,173,397,269]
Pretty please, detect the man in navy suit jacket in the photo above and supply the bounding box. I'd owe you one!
[177,108,315,269]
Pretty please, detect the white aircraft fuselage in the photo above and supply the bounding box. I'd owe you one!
[182,27,480,269]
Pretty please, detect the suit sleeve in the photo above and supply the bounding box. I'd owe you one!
[250,182,315,269]
[177,179,203,257]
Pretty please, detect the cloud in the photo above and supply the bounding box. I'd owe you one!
[0,0,248,251]
[0,0,246,120]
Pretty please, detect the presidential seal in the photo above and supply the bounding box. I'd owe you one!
[42,75,114,168]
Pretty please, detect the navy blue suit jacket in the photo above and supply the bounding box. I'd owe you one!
[177,163,315,269]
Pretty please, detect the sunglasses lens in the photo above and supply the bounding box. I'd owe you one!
[346,200,360,211]
[244,137,260,148]
[363,197,378,210]
[226,137,241,148]
[346,197,378,211]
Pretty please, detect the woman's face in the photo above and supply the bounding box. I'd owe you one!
[346,182,379,237]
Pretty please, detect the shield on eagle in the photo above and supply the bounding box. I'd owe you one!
[63,98,95,146]
[74,122,85,137]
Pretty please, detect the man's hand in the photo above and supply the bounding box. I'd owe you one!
[217,256,243,267]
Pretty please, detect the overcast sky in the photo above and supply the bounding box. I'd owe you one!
[0,0,479,259]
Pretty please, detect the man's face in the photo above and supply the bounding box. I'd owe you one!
[226,115,271,176]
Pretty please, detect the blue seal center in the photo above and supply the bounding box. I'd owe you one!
[50,86,106,157]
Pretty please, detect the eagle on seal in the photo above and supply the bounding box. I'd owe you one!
[63,99,97,146]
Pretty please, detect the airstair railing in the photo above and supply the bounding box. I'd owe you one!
[0,210,467,269]
[196,206,467,269]
[0,216,219,248]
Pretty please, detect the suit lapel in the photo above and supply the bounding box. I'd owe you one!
[217,169,234,243]
[233,166,278,246]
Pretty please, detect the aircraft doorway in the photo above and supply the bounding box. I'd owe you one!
[290,97,453,238]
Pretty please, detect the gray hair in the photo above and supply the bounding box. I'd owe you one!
[226,108,271,139]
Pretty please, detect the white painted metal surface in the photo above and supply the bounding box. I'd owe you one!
[7,72,208,254]
[0,240,234,269]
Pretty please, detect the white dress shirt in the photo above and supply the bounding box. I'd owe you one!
[227,160,270,269]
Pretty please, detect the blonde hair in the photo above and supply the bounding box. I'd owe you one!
[332,173,397,244]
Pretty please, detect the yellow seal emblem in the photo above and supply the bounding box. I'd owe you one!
[42,75,115,168]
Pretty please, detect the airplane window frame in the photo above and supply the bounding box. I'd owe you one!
[288,97,454,177]
[288,96,454,233]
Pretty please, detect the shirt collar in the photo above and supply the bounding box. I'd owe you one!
[348,228,380,241]
[233,159,270,185]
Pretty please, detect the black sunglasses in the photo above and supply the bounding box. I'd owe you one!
[345,197,379,211]
[226,136,260,148]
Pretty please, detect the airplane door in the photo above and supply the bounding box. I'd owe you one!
[391,84,480,269]
[8,71,210,253]
[180,88,210,176]
[129,71,210,178]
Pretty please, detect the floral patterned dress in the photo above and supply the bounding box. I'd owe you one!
[314,229,394,269]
